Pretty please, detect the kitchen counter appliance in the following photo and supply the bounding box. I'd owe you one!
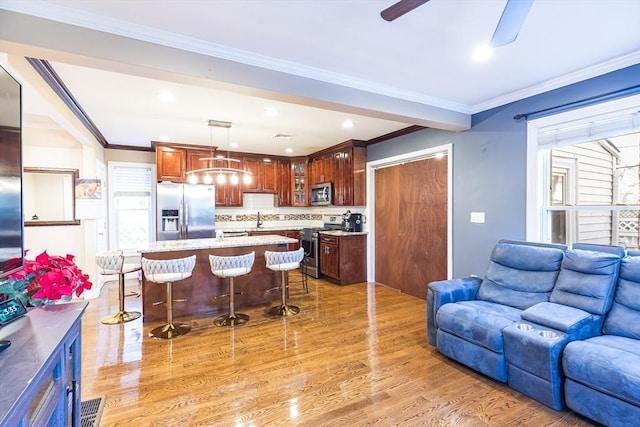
[301,215,342,278]
[342,210,363,232]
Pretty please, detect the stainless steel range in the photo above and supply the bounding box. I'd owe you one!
[301,215,342,278]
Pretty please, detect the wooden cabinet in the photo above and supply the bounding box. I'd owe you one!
[249,229,300,251]
[290,158,308,207]
[0,302,87,427]
[154,140,365,205]
[319,234,340,279]
[310,153,334,185]
[309,141,366,206]
[285,230,300,250]
[210,158,243,207]
[276,160,291,206]
[157,146,187,182]
[332,145,366,206]
[242,156,278,193]
[319,233,367,285]
[186,149,214,184]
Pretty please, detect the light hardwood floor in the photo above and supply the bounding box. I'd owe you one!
[81,274,597,427]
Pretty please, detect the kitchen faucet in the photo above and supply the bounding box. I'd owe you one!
[257,211,263,228]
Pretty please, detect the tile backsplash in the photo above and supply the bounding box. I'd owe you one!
[215,193,365,231]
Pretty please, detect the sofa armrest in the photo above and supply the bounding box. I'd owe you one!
[521,302,603,339]
[426,276,482,345]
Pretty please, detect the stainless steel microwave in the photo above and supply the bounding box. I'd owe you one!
[310,183,333,206]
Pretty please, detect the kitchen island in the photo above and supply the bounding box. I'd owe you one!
[139,234,297,322]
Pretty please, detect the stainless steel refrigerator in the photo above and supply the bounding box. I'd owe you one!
[156,182,215,241]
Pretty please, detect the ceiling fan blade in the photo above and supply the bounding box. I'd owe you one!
[381,0,430,22]
[490,0,534,47]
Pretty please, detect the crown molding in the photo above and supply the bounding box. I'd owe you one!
[0,0,471,114]
[471,52,640,114]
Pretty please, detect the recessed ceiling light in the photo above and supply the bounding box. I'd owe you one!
[342,120,354,129]
[285,148,293,154]
[472,45,493,61]
[264,107,278,117]
[157,91,174,102]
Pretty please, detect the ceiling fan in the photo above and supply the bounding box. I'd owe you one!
[381,0,534,47]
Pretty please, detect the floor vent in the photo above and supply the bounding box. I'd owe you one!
[80,396,105,427]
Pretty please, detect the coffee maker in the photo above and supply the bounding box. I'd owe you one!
[342,210,363,232]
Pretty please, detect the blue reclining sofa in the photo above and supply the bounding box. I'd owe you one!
[562,253,640,426]
[427,239,639,426]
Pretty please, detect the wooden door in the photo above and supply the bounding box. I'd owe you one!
[374,156,448,299]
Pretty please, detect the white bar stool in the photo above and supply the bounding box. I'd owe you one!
[97,250,142,325]
[209,252,255,327]
[141,255,196,339]
[265,247,304,316]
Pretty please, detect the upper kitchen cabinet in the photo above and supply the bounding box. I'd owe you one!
[186,149,213,184]
[309,153,334,185]
[156,145,187,182]
[291,158,308,207]
[310,140,367,206]
[276,159,291,206]
[242,155,278,193]
[212,157,243,207]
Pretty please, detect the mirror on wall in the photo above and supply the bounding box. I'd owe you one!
[23,167,80,226]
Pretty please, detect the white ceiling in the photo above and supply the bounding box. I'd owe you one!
[1,0,639,156]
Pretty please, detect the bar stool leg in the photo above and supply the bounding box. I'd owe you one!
[149,281,191,339]
[214,277,250,327]
[268,270,300,317]
[101,273,142,325]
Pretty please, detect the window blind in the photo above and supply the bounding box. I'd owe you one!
[537,108,640,149]
[113,165,152,195]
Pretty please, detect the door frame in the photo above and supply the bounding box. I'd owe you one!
[365,144,453,283]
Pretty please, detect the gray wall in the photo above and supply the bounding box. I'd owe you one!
[368,64,640,278]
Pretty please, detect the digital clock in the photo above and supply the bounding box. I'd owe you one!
[0,298,27,326]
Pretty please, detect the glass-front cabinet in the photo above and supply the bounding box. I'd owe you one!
[291,158,308,207]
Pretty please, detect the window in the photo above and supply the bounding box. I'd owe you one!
[527,94,640,249]
[108,162,155,254]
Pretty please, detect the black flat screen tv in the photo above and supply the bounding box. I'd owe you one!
[0,64,24,279]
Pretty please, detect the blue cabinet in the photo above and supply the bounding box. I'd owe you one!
[0,301,88,426]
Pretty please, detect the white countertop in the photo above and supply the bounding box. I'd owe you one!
[139,235,298,253]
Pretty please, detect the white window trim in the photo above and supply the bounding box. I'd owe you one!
[526,94,640,242]
[107,161,156,255]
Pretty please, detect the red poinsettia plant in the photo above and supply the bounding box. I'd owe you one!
[0,250,92,306]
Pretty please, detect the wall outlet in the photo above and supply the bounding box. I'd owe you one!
[470,212,485,223]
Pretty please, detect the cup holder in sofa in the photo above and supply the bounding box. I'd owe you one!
[539,330,558,339]
[516,323,534,332]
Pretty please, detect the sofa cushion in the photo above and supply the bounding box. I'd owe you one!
[563,335,640,406]
[436,300,522,352]
[603,256,640,339]
[550,249,621,315]
[476,241,565,310]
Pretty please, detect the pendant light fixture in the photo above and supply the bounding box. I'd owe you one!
[186,120,252,185]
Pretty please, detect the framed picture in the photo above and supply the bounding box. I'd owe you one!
[75,178,102,200]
